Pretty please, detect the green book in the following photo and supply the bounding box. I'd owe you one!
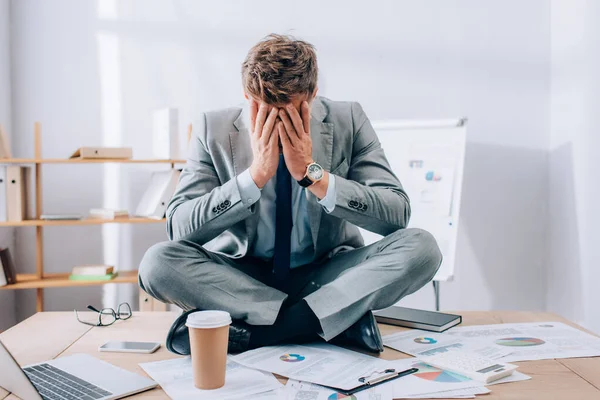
[68,272,118,281]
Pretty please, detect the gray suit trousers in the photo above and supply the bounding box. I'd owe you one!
[139,227,442,341]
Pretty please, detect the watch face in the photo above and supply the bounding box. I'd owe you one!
[307,163,324,180]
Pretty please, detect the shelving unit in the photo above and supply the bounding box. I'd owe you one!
[0,217,166,227]
[0,123,185,311]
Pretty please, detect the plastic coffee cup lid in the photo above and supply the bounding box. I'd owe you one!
[186,310,232,329]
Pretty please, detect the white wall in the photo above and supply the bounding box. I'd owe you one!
[0,0,16,331]
[548,0,600,333]
[9,0,550,320]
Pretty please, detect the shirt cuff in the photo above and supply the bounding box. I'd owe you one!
[236,169,262,207]
[317,174,336,213]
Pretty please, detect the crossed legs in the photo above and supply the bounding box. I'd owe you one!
[138,228,442,343]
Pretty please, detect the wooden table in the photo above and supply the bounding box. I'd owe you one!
[1,311,599,399]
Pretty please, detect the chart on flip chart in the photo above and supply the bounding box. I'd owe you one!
[360,119,467,282]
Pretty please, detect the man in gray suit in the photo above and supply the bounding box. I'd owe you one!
[139,34,442,354]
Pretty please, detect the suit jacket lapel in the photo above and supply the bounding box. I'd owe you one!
[232,106,260,246]
[307,98,333,249]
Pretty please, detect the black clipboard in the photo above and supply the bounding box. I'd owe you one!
[321,367,419,396]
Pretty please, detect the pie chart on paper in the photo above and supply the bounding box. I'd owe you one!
[414,337,437,344]
[412,362,470,383]
[327,393,357,400]
[495,337,545,347]
[279,353,306,362]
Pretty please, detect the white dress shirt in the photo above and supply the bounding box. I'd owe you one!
[236,168,336,268]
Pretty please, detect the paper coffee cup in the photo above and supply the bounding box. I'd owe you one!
[186,310,232,390]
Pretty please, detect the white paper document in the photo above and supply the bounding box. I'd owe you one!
[386,358,484,398]
[139,356,282,400]
[399,386,490,399]
[245,388,289,399]
[445,322,600,362]
[487,371,531,385]
[285,379,393,400]
[232,343,396,391]
[383,330,512,360]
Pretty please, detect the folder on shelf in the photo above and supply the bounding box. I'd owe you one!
[0,125,11,159]
[0,255,7,287]
[0,248,17,285]
[70,147,133,160]
[153,108,180,159]
[0,166,6,222]
[0,263,6,287]
[135,169,181,219]
[6,166,31,222]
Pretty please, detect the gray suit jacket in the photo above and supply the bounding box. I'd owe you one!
[166,96,411,261]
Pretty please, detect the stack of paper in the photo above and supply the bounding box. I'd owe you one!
[284,379,393,399]
[89,208,129,219]
[232,343,505,399]
[140,357,283,400]
[383,321,600,362]
[140,338,537,399]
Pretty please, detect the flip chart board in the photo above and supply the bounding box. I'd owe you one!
[359,119,467,281]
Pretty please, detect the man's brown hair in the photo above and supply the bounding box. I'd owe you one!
[242,34,318,105]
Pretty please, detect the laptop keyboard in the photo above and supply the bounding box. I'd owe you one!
[23,363,113,400]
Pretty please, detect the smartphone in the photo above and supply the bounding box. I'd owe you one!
[98,341,161,354]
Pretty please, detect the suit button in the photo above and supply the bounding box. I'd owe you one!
[362,204,368,211]
[224,200,231,206]
[212,207,217,213]
[349,201,356,208]
[216,205,222,211]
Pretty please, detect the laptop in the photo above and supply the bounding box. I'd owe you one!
[0,339,157,400]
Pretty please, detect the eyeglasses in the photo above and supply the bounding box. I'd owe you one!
[74,303,132,327]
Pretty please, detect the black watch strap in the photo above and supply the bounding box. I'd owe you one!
[297,176,314,188]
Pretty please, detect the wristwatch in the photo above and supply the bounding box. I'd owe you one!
[298,162,324,187]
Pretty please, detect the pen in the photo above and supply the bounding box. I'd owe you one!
[365,367,419,386]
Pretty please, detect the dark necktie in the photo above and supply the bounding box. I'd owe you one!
[272,154,293,290]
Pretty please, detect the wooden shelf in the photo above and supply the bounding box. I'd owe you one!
[0,271,139,290]
[0,158,185,164]
[0,217,166,227]
[0,123,189,310]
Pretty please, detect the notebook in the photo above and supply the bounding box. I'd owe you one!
[374,306,461,332]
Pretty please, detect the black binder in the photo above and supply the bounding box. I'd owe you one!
[322,367,419,396]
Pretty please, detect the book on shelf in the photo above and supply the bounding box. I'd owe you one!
[71,265,114,276]
[70,147,132,160]
[6,166,31,222]
[68,272,119,281]
[89,208,129,219]
[0,248,17,285]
